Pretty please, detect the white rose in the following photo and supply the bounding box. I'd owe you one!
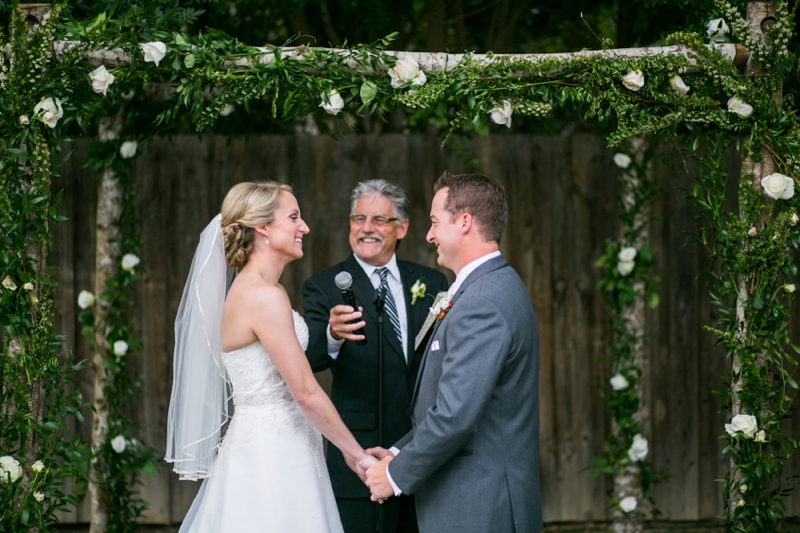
[219,104,235,117]
[140,41,167,66]
[791,213,799,226]
[34,491,45,502]
[739,484,747,493]
[737,498,745,507]
[319,91,345,115]
[388,57,427,88]
[610,374,629,391]
[707,18,730,41]
[755,430,766,443]
[111,435,127,453]
[3,276,17,291]
[89,65,115,96]
[33,97,64,129]
[727,97,753,118]
[786,284,796,293]
[119,141,138,159]
[725,413,758,439]
[669,75,690,95]
[620,496,637,513]
[489,101,513,128]
[622,70,645,91]
[760,173,794,200]
[121,253,140,271]
[30,460,45,473]
[78,290,95,309]
[613,153,632,169]
[618,247,637,262]
[0,456,22,483]
[627,434,649,461]
[19,115,29,125]
[113,340,129,357]
[617,260,635,276]
[748,227,757,237]
[22,282,34,291]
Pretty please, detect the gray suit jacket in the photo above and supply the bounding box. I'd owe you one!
[389,256,542,533]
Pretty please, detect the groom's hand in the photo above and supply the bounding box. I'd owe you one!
[366,456,394,502]
[365,446,394,461]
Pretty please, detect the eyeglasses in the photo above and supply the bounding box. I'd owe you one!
[349,214,399,226]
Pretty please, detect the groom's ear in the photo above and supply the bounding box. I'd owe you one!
[459,213,473,234]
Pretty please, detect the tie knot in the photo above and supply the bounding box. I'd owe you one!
[376,267,389,283]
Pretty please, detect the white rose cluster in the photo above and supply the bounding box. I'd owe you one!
[121,253,140,271]
[0,456,22,483]
[620,496,637,513]
[89,65,115,96]
[622,70,645,92]
[34,97,63,129]
[489,101,513,128]
[610,373,629,391]
[617,247,637,277]
[119,141,138,159]
[628,434,649,462]
[140,41,167,66]
[319,91,345,115]
[725,413,758,439]
[760,173,794,201]
[388,57,427,88]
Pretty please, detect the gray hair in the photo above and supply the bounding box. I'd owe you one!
[349,179,409,221]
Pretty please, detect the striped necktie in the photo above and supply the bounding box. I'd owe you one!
[375,267,403,349]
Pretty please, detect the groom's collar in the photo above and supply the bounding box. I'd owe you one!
[448,251,502,298]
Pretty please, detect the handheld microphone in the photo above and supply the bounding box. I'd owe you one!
[334,271,367,345]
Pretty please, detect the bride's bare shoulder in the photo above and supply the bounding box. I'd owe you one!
[225,276,290,316]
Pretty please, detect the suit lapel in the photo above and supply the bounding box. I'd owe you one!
[345,255,406,364]
[408,255,508,408]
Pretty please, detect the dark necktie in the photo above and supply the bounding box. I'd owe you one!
[375,267,403,350]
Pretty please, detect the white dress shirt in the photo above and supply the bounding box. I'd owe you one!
[326,254,409,361]
[386,250,502,495]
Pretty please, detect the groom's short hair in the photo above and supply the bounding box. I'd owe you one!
[434,172,508,243]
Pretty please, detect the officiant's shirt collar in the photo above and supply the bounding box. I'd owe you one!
[354,253,401,283]
[448,251,502,298]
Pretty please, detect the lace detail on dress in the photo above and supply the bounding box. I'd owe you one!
[219,311,320,474]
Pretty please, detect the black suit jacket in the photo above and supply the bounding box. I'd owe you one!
[303,254,448,498]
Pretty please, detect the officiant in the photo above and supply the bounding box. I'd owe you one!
[303,179,447,533]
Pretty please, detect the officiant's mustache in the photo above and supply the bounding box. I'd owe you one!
[355,233,384,244]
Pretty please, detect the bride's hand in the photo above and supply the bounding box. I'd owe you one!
[356,453,378,481]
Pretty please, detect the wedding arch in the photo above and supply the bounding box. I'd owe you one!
[1,2,798,533]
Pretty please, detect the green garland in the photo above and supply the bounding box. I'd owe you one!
[591,139,664,519]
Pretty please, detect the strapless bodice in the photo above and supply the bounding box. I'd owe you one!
[221,310,309,405]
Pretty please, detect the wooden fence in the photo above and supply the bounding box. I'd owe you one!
[48,134,800,526]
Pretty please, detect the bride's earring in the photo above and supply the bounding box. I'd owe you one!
[264,235,269,245]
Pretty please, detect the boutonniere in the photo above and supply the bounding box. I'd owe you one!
[410,278,426,305]
[414,291,452,352]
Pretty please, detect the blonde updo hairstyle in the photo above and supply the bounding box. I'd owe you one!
[221,181,293,268]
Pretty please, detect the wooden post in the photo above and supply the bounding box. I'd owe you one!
[88,114,125,533]
[729,0,777,520]
[612,136,651,533]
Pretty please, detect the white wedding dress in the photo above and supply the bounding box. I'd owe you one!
[179,311,344,533]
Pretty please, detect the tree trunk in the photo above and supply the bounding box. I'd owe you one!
[88,165,123,533]
[612,136,651,533]
[728,1,776,520]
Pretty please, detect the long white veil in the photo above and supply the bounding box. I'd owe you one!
[165,214,235,480]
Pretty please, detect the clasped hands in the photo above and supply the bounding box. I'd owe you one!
[345,447,396,502]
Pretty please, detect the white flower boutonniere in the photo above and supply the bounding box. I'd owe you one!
[410,279,426,305]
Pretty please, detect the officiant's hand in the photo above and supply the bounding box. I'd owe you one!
[329,305,366,342]
[366,456,394,502]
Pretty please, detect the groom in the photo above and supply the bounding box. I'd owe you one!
[365,172,543,533]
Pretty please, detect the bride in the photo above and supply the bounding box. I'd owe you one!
[165,181,376,532]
